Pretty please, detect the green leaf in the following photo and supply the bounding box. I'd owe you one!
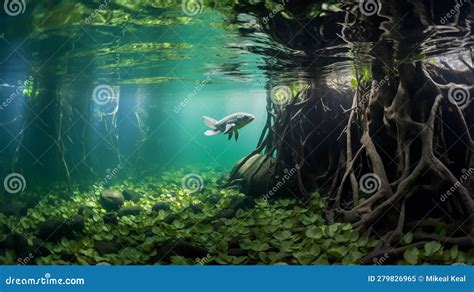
[262,225,279,234]
[306,226,323,239]
[449,245,459,261]
[301,215,318,225]
[239,239,253,250]
[151,226,161,235]
[347,249,364,263]
[434,224,447,236]
[214,255,231,265]
[293,251,317,265]
[76,256,89,265]
[93,214,101,222]
[457,251,467,263]
[118,225,129,236]
[273,230,292,241]
[349,230,360,242]
[170,256,189,265]
[342,254,356,265]
[424,241,442,256]
[402,232,413,245]
[251,242,270,252]
[282,220,293,229]
[412,52,426,63]
[242,218,256,226]
[235,225,251,235]
[327,246,348,259]
[462,250,474,265]
[362,65,372,82]
[231,256,247,265]
[52,245,63,253]
[403,246,419,265]
[258,252,269,263]
[20,220,29,229]
[93,234,103,241]
[367,239,379,248]
[267,252,288,263]
[312,254,330,265]
[334,234,347,243]
[321,239,334,251]
[328,224,339,237]
[257,243,271,252]
[351,78,358,88]
[60,238,69,247]
[172,221,185,229]
[308,245,321,257]
[341,223,352,231]
[278,241,295,252]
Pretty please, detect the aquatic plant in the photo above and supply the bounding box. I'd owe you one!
[0,0,472,266]
[0,169,473,265]
[227,0,473,262]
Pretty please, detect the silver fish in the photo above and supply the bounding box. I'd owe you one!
[203,112,255,141]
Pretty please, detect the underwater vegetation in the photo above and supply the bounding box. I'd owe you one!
[1,169,473,265]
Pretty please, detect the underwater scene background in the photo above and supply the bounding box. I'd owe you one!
[0,0,473,265]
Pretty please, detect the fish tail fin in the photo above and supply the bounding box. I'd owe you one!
[204,130,222,136]
[203,116,218,129]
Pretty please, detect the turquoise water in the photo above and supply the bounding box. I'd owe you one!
[0,4,271,184]
[0,0,472,267]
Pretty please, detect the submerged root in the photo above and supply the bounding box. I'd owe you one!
[233,0,474,260]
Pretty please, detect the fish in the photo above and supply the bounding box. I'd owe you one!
[203,112,255,141]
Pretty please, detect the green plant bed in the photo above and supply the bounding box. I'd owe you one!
[0,169,472,265]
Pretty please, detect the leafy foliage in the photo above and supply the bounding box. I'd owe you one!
[0,169,472,265]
